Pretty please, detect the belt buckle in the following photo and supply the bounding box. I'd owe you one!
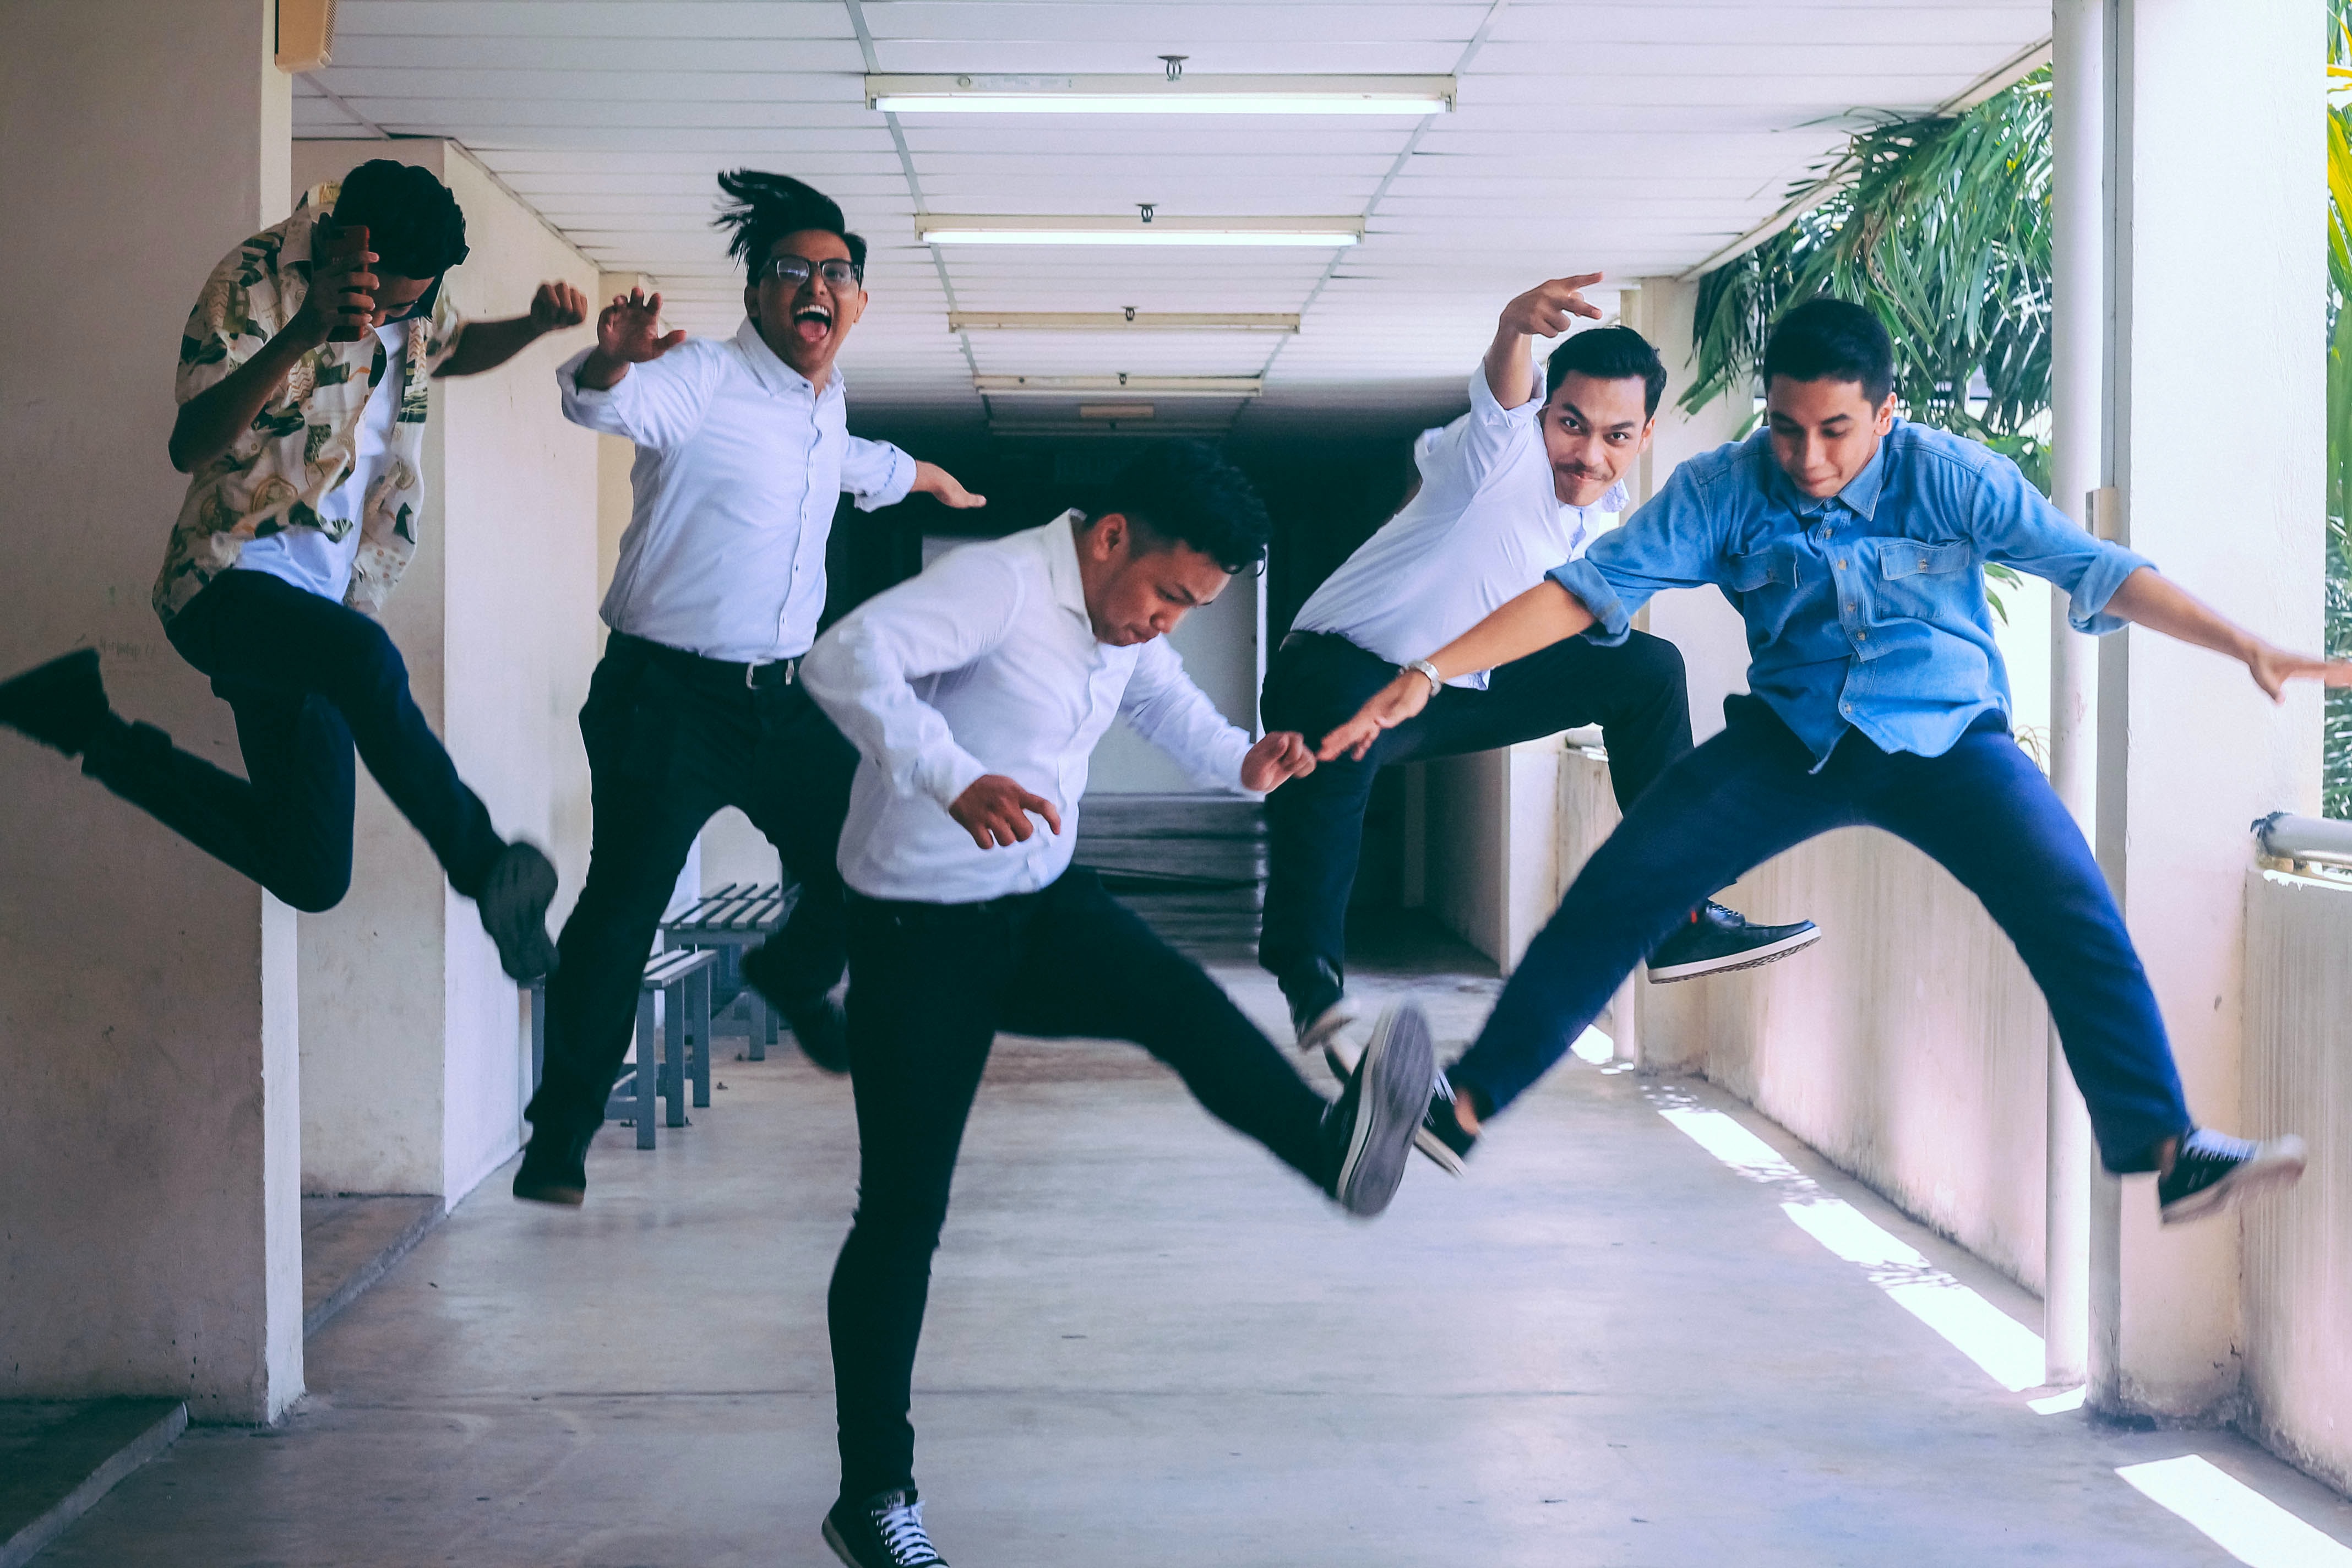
[745,657,796,689]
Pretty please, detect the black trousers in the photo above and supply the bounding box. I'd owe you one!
[829,868,1332,1503]
[527,633,858,1136]
[85,569,503,912]
[1257,628,1693,983]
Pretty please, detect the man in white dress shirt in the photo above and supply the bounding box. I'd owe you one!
[515,172,983,1205]
[798,442,1434,1568]
[1261,275,1819,1061]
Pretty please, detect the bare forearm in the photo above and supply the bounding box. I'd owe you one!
[168,326,315,472]
[1428,579,1596,680]
[572,347,631,391]
[1481,322,1537,410]
[2105,567,2261,663]
[434,314,543,378]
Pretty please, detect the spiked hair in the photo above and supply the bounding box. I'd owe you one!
[713,169,866,279]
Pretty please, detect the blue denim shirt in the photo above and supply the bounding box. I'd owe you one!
[1549,418,2153,765]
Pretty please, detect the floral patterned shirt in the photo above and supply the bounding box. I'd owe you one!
[153,180,467,625]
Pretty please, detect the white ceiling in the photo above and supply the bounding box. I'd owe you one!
[297,1,2052,435]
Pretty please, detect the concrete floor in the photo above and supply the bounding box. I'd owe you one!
[34,967,2352,1567]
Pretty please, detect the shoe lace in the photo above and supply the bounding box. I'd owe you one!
[871,1494,943,1566]
[2182,1128,2256,1164]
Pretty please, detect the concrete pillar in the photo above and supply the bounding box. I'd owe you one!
[2093,0,2323,1417]
[289,142,601,1204]
[0,0,301,1422]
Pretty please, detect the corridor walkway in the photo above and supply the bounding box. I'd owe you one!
[35,970,2352,1567]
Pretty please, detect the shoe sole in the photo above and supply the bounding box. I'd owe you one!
[1295,997,1356,1055]
[1647,924,1823,985]
[479,847,560,983]
[1335,1004,1435,1216]
[511,1179,585,1207]
[1324,1032,1463,1175]
[2160,1136,2308,1227]
[820,1517,859,1567]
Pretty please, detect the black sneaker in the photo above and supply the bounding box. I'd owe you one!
[741,943,852,1074]
[824,1488,947,1567]
[1279,955,1355,1054]
[1320,1001,1434,1216]
[512,1120,592,1206]
[2157,1128,2306,1226]
[0,649,112,756]
[1324,1031,1473,1176]
[475,841,560,982]
[1646,901,1821,984]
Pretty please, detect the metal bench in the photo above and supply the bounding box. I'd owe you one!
[604,946,720,1150]
[661,880,798,1059]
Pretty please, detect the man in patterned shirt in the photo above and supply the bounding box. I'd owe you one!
[0,160,587,981]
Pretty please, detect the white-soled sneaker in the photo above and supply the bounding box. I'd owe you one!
[1321,1001,1434,1216]
[1323,1028,1468,1175]
[2156,1129,2306,1226]
[824,1488,946,1567]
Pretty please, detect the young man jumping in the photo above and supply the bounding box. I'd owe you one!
[800,442,1433,1568]
[1263,273,1817,1065]
[1324,298,2317,1221]
[0,160,587,979]
[513,172,985,1206]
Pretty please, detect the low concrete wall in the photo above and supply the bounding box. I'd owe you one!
[2241,868,2352,1493]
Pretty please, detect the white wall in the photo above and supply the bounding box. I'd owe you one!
[289,141,601,1202]
[0,0,303,1422]
[1087,553,1263,793]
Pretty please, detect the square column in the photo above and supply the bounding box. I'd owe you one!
[0,0,300,1422]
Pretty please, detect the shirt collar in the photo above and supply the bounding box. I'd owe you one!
[732,317,840,403]
[1043,511,1092,627]
[1762,421,1891,521]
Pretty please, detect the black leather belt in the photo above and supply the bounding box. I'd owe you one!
[611,631,799,690]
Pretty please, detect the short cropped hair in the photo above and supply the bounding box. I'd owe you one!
[1544,324,1668,416]
[333,160,469,279]
[1763,298,1896,404]
[715,170,867,279]
[1092,440,1271,575]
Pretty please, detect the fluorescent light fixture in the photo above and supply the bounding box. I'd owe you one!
[922,215,1360,248]
[949,311,1299,333]
[2116,1456,2352,1566]
[870,73,1452,116]
[1077,404,1155,420]
[977,374,1261,399]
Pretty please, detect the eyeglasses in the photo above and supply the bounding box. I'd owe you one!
[763,255,863,289]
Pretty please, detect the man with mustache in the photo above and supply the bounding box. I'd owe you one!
[1260,273,1819,1103]
[514,171,984,1205]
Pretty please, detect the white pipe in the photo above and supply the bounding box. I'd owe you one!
[2043,0,2106,1391]
[2252,811,2352,866]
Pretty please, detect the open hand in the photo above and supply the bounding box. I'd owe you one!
[530,280,590,334]
[2247,643,2352,702]
[597,287,687,364]
[1241,731,1316,792]
[949,774,1062,849]
[914,460,987,509]
[1499,273,1605,340]
[1317,669,1434,762]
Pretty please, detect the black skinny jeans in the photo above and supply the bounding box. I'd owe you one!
[1257,628,1694,984]
[86,569,504,911]
[829,868,1332,1504]
[527,634,858,1139]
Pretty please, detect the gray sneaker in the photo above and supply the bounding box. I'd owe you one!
[1321,1001,1434,1216]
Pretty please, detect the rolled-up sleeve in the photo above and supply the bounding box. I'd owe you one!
[556,341,715,450]
[801,546,1021,811]
[1119,637,1256,793]
[1967,460,2154,635]
[1545,454,1733,645]
[842,435,917,512]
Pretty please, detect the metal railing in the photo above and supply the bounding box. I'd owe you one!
[2251,812,2352,872]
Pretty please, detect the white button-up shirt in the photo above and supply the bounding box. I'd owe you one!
[1291,363,1627,690]
[803,514,1257,903]
[557,319,915,662]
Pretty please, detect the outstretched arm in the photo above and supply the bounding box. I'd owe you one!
[2106,568,2352,699]
[1317,579,1598,761]
[1483,273,1604,410]
[434,281,589,377]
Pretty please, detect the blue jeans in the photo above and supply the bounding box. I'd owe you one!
[1449,695,2192,1174]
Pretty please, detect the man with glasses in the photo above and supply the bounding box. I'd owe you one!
[515,171,985,1205]
[0,159,588,980]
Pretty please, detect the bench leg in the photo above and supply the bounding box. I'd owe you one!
[663,981,687,1128]
[635,989,658,1150]
[690,967,712,1109]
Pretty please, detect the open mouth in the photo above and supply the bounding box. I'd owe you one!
[792,303,833,345]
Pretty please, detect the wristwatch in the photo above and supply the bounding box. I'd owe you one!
[1404,658,1445,695]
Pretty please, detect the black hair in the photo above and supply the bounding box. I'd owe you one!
[714,169,867,279]
[1092,440,1270,575]
[1762,297,1896,404]
[331,159,468,279]
[1544,324,1668,416]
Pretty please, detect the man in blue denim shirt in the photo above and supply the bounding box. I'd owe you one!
[1326,299,2338,1224]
